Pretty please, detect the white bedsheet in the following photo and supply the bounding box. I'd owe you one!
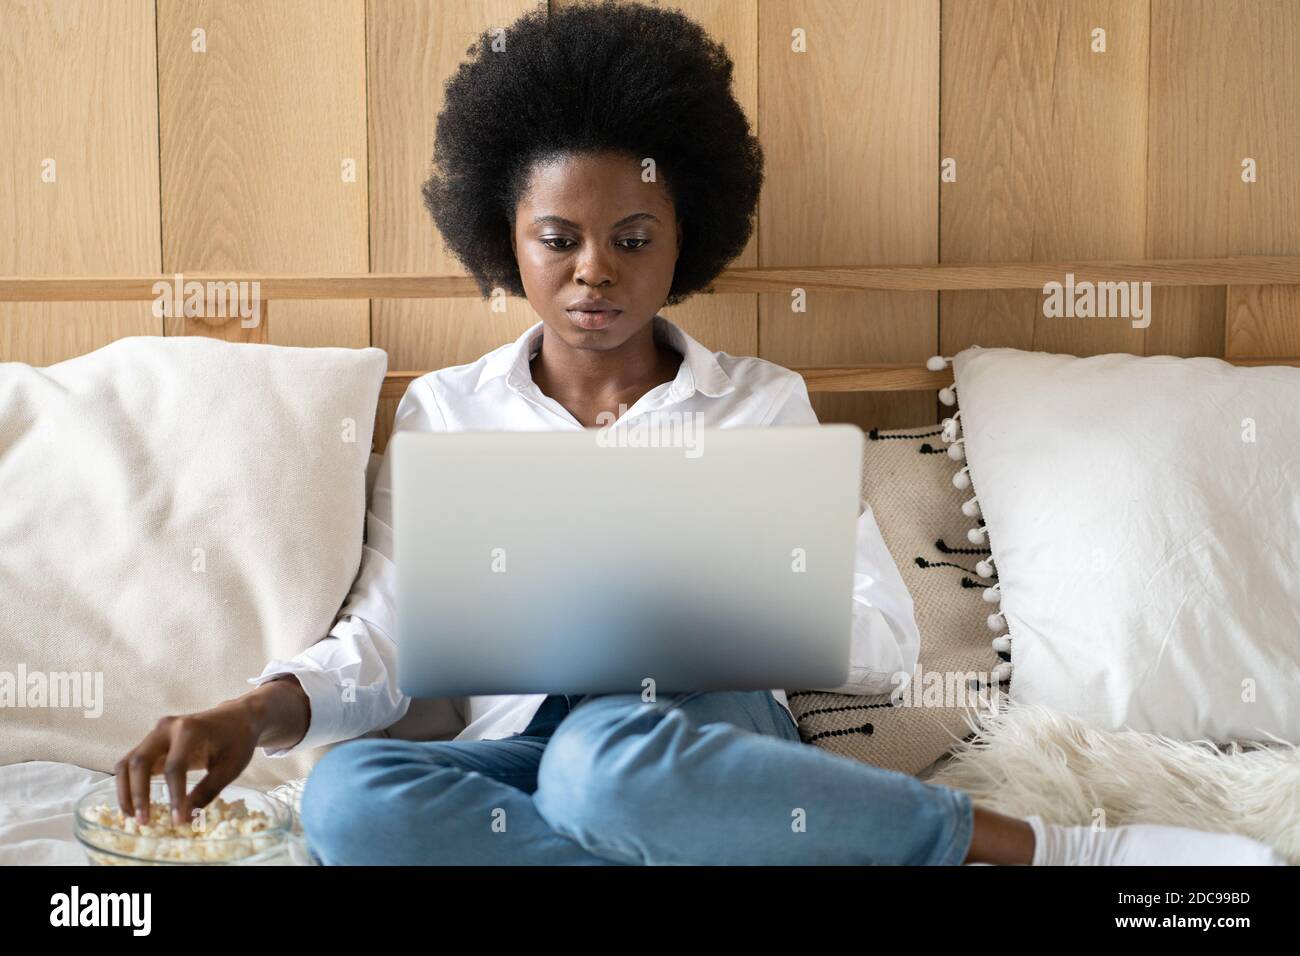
[0,761,311,865]
[0,761,110,865]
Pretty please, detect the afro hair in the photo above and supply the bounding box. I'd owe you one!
[420,0,764,306]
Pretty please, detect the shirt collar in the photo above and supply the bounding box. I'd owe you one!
[474,313,735,400]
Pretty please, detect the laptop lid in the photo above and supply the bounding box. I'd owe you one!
[392,425,862,698]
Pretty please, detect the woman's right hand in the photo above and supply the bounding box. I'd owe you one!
[114,675,310,828]
[114,700,262,829]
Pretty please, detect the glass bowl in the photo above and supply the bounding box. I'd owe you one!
[74,774,294,866]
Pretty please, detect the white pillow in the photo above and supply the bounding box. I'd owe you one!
[952,347,1300,744]
[0,336,386,786]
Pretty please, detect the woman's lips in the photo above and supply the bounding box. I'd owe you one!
[565,309,622,330]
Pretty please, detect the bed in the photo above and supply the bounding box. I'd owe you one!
[2,259,1297,865]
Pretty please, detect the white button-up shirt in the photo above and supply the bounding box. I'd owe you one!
[248,314,920,757]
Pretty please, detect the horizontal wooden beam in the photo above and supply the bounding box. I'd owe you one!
[379,365,953,400]
[1225,356,1300,366]
[0,274,480,302]
[5,256,1300,301]
[380,357,1300,399]
[710,257,1300,292]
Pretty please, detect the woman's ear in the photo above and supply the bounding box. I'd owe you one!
[676,219,684,257]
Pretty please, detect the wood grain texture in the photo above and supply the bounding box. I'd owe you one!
[1221,0,1300,361]
[379,363,954,401]
[368,0,545,367]
[1227,284,1300,358]
[0,0,161,364]
[1149,0,1300,360]
[6,0,1297,390]
[1148,0,1241,357]
[758,0,940,430]
[157,0,369,347]
[641,1,761,367]
[366,352,1300,451]
[940,0,1149,363]
[6,256,1300,301]
[367,0,541,453]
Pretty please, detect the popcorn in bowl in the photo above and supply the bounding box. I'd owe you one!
[75,777,294,865]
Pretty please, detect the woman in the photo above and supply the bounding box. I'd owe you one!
[116,0,1282,866]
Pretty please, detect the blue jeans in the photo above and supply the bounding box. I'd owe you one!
[299,691,974,865]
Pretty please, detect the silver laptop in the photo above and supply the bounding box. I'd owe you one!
[391,425,863,698]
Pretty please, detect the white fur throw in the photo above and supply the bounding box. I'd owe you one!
[927,698,1300,863]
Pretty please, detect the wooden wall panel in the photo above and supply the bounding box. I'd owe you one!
[940,0,1149,363]
[1228,284,1300,358]
[4,0,1298,391]
[1150,1,1300,361]
[0,0,161,364]
[157,0,368,348]
[368,0,541,453]
[642,1,760,368]
[758,0,939,430]
[1148,0,1238,358]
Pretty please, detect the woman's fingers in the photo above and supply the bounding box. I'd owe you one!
[113,752,135,820]
[185,767,230,823]
[114,704,259,828]
[163,717,206,826]
[119,721,171,823]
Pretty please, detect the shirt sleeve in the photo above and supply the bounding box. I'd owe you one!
[765,371,922,695]
[246,378,448,757]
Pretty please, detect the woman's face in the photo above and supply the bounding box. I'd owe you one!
[510,150,683,355]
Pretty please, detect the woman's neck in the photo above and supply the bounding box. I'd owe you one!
[529,319,682,424]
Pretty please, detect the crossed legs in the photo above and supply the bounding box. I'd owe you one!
[300,690,975,865]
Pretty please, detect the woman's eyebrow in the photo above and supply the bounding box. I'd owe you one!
[530,212,660,229]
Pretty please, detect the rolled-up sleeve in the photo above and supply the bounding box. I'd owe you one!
[766,371,922,695]
[246,377,448,757]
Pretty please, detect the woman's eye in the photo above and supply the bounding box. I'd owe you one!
[539,237,649,251]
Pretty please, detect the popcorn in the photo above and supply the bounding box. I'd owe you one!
[80,797,282,864]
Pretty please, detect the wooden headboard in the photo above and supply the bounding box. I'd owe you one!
[4,255,1299,452]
